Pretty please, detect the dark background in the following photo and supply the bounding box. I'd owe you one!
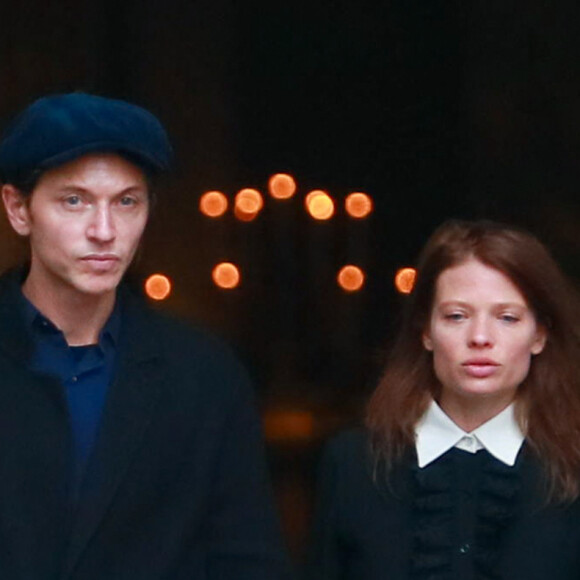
[2,0,580,560]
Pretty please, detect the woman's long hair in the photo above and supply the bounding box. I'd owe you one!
[366,219,580,502]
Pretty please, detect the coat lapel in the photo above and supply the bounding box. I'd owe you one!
[62,290,166,579]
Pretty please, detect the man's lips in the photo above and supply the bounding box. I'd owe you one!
[462,359,500,378]
[81,254,120,271]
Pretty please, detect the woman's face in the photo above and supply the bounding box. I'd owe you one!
[422,258,546,413]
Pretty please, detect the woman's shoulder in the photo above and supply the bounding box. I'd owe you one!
[323,427,370,463]
[319,428,395,491]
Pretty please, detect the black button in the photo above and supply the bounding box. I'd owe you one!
[459,543,471,554]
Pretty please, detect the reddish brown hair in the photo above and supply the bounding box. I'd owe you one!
[366,219,580,501]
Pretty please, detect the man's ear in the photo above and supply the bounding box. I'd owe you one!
[2,185,31,236]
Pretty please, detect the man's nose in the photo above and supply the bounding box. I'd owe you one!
[87,206,115,243]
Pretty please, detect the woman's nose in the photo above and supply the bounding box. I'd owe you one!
[467,317,493,348]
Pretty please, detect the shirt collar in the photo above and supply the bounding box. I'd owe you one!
[415,399,525,468]
[19,287,122,348]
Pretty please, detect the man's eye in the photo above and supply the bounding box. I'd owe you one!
[64,195,81,206]
[119,196,136,206]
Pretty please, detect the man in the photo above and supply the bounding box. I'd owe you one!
[0,93,288,580]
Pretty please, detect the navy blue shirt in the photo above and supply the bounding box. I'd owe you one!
[19,291,120,481]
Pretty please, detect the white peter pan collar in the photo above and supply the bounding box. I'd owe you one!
[415,400,525,469]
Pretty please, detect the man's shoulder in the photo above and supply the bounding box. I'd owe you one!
[118,285,252,391]
[121,288,235,353]
[0,267,29,330]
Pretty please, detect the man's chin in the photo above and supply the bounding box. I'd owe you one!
[73,273,124,297]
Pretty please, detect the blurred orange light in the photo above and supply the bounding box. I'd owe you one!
[145,274,172,300]
[234,188,263,221]
[268,173,297,200]
[263,409,315,442]
[199,191,228,218]
[345,192,373,219]
[234,205,258,222]
[305,190,334,220]
[395,267,417,294]
[212,262,241,289]
[337,265,365,292]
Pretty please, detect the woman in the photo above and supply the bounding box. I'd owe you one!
[307,219,580,580]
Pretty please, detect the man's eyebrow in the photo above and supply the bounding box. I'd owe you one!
[116,185,148,194]
[57,185,87,193]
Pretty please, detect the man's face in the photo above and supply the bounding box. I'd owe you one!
[2,153,149,300]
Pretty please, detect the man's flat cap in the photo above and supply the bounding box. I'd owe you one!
[0,92,173,185]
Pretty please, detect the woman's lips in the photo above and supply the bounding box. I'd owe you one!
[462,359,500,378]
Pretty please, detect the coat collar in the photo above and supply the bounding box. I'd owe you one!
[0,267,35,363]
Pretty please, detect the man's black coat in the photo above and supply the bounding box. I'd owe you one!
[0,269,288,580]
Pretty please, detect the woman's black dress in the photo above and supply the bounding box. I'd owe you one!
[306,429,580,580]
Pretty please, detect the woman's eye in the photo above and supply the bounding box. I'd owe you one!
[500,314,519,323]
[119,196,137,206]
[444,313,465,321]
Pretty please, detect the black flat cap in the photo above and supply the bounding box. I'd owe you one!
[0,92,173,185]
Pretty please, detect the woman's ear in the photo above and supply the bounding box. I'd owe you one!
[422,329,433,351]
[531,325,547,356]
[2,185,32,236]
